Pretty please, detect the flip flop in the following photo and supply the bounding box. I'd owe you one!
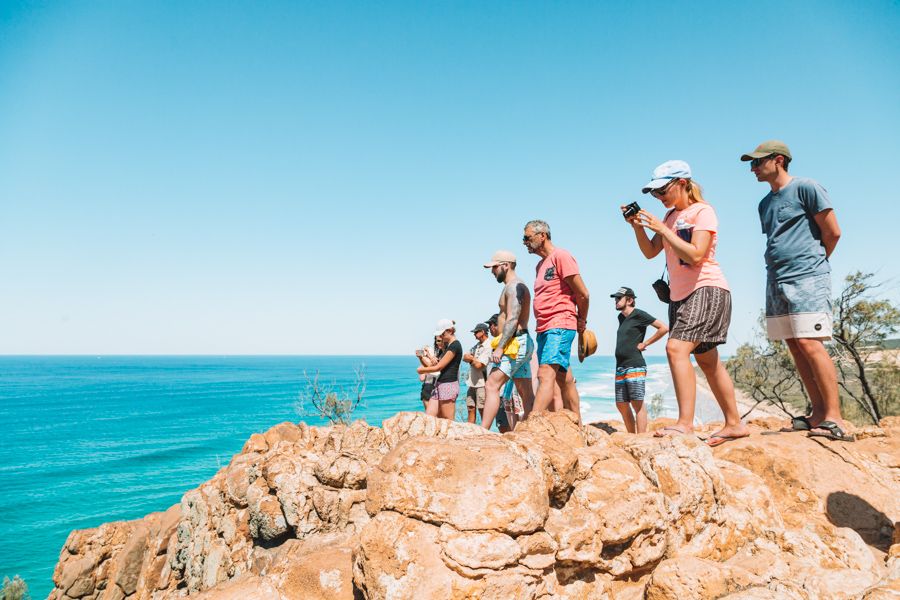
[653,425,690,438]
[808,421,856,442]
[705,434,749,447]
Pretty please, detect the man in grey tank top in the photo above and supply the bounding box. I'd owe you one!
[741,140,852,441]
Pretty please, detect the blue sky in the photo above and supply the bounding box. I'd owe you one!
[1,0,898,355]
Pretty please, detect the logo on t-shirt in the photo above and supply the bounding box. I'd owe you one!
[544,266,556,281]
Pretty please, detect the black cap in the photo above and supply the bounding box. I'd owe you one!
[486,314,499,326]
[471,323,489,333]
[610,286,636,298]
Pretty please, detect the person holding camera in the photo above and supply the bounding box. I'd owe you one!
[623,160,748,446]
[417,319,463,420]
[415,335,444,409]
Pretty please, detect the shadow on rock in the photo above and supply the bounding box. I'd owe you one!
[589,422,619,435]
[826,490,894,551]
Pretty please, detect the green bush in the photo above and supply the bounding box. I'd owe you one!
[1,576,30,600]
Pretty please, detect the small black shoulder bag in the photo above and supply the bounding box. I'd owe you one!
[652,265,671,304]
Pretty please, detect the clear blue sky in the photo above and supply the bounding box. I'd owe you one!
[1,1,898,355]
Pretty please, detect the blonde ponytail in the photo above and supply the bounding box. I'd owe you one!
[685,179,707,205]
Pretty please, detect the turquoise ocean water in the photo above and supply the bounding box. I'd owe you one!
[0,354,728,598]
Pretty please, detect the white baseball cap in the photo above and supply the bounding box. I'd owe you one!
[642,160,692,194]
[433,318,455,336]
[483,250,517,268]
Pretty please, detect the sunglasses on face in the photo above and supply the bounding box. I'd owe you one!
[750,155,776,168]
[650,179,677,197]
[523,232,543,243]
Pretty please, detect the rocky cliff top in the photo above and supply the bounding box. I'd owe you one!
[49,412,900,600]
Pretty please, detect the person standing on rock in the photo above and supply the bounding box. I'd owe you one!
[523,220,588,423]
[741,140,852,442]
[462,322,492,424]
[481,251,536,430]
[623,160,749,446]
[485,314,512,431]
[611,286,668,433]
[417,319,463,420]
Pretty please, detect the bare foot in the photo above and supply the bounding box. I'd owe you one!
[705,424,750,447]
[654,425,693,438]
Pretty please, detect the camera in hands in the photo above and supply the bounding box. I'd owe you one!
[622,202,641,220]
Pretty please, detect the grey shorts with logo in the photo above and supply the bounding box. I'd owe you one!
[765,273,833,341]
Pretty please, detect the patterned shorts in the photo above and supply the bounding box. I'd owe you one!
[536,328,577,371]
[430,381,460,402]
[765,274,833,341]
[615,367,647,403]
[668,286,731,355]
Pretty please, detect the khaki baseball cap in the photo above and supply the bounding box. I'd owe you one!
[483,250,517,268]
[740,140,792,161]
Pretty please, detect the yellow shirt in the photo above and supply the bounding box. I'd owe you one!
[490,334,519,357]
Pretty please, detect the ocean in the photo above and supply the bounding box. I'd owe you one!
[0,355,727,598]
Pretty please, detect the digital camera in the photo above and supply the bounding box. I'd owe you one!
[622,202,641,220]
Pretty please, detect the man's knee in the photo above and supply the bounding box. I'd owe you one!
[537,365,558,382]
[485,374,506,392]
[793,337,826,355]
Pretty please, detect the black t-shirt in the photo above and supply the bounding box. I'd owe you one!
[437,340,464,383]
[615,308,657,368]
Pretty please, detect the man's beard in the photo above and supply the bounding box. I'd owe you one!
[495,268,507,283]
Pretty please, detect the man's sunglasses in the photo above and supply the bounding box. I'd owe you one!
[750,154,777,168]
[523,233,544,242]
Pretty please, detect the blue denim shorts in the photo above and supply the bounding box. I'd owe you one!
[765,274,832,340]
[491,333,534,379]
[536,328,577,371]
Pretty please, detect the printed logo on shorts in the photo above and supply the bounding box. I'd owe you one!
[544,266,556,281]
[814,323,822,331]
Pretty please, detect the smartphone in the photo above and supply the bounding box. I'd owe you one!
[415,349,424,357]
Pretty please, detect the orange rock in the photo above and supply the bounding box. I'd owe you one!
[46,414,900,600]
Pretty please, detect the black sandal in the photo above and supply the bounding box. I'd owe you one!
[791,416,812,431]
[761,415,813,435]
[807,420,856,442]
